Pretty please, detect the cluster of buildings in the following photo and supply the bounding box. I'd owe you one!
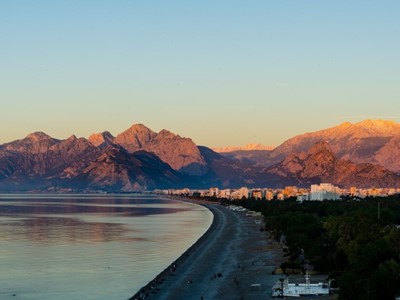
[154,184,400,201]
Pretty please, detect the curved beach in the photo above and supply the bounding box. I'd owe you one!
[130,202,284,300]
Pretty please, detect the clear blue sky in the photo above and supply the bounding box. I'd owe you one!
[1,1,399,147]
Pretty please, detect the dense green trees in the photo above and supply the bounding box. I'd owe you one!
[230,195,400,300]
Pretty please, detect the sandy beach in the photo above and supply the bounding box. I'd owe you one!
[130,201,284,300]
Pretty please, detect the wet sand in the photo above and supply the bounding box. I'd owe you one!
[130,202,284,300]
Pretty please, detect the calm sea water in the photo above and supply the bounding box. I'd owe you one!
[0,194,213,300]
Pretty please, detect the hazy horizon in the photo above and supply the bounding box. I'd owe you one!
[2,1,400,147]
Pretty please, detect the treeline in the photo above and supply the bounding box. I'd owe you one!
[224,195,400,300]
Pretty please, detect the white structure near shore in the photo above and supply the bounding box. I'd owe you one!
[272,272,330,297]
[297,183,341,202]
[311,183,341,200]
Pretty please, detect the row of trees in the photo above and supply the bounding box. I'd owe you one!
[226,195,400,300]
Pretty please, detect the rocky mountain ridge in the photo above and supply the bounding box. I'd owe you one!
[265,141,400,188]
[0,120,399,191]
[91,124,207,176]
[0,124,205,191]
[223,119,400,173]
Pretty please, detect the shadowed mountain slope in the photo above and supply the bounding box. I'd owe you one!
[265,141,400,188]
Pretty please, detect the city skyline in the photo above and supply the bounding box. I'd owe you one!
[2,1,400,147]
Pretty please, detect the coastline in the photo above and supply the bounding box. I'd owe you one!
[129,199,284,300]
[129,200,217,300]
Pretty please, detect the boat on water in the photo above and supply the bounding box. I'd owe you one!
[272,272,330,298]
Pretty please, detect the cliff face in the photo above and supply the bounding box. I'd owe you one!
[114,124,207,176]
[266,141,400,188]
[114,124,157,151]
[88,131,114,147]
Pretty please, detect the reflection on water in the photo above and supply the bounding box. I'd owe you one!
[0,194,213,300]
[0,217,130,244]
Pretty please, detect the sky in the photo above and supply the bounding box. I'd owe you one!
[1,1,400,147]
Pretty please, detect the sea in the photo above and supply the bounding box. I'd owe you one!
[0,194,213,300]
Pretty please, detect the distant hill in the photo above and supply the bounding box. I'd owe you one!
[212,144,274,153]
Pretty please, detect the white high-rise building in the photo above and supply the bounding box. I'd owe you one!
[309,183,341,201]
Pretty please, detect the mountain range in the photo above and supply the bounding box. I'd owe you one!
[0,120,399,192]
[212,144,275,153]
[220,120,400,172]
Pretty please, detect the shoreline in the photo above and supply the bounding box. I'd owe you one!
[129,200,218,300]
[129,199,285,300]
